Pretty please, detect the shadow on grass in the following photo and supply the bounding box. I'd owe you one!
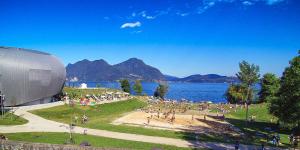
[174,117,295,149]
[225,118,292,148]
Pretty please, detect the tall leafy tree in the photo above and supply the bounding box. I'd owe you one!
[258,73,280,103]
[154,84,169,100]
[225,84,253,104]
[269,51,300,127]
[120,79,130,93]
[133,80,143,95]
[236,61,260,123]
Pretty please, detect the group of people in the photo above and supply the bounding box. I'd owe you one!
[271,133,281,146]
[73,114,89,124]
[234,133,298,149]
[289,133,299,147]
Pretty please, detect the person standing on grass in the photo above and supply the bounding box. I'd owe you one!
[235,141,239,150]
[276,133,280,146]
[289,133,294,145]
[147,116,150,125]
[272,135,277,146]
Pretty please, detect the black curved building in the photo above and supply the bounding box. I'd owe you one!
[0,47,66,106]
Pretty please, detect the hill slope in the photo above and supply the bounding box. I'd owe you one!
[176,74,238,83]
[66,58,165,81]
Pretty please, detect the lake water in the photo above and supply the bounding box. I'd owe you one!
[67,82,230,103]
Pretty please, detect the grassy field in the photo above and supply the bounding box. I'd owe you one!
[225,103,294,148]
[0,112,28,125]
[30,98,199,141]
[30,94,294,148]
[2,132,193,150]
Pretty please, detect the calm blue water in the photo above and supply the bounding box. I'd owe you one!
[67,82,230,103]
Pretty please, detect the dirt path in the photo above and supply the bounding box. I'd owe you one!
[0,102,282,149]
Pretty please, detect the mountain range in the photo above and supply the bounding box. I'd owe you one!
[66,58,165,81]
[66,58,238,83]
[167,74,238,83]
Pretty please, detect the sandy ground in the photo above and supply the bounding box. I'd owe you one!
[113,111,240,135]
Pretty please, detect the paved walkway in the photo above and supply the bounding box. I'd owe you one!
[0,102,283,150]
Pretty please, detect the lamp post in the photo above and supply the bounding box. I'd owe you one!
[0,91,5,119]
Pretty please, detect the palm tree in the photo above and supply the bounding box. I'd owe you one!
[236,61,260,125]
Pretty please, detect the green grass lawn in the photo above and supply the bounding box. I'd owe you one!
[30,98,199,141]
[0,112,28,125]
[32,97,290,147]
[2,132,193,150]
[225,103,295,148]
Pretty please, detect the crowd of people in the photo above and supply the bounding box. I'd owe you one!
[64,92,130,106]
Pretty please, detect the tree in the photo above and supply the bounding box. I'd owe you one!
[68,92,78,107]
[96,83,101,88]
[154,84,169,100]
[258,73,280,103]
[236,61,260,123]
[225,84,253,104]
[133,80,143,95]
[269,51,300,127]
[120,79,130,93]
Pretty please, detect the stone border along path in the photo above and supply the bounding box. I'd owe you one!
[0,101,283,150]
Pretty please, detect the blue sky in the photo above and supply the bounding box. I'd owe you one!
[0,0,299,77]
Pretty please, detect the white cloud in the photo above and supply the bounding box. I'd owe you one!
[126,0,286,20]
[265,0,284,5]
[146,16,155,19]
[196,0,285,13]
[197,1,218,14]
[208,2,215,7]
[139,11,156,19]
[242,1,254,6]
[120,21,141,29]
[132,12,136,17]
[131,30,142,34]
[176,12,189,17]
[140,11,147,17]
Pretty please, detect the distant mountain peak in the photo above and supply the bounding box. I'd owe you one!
[128,57,141,61]
[123,58,145,64]
[93,59,109,64]
[66,58,164,81]
[80,59,90,62]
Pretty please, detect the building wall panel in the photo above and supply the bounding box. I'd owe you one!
[0,47,66,106]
